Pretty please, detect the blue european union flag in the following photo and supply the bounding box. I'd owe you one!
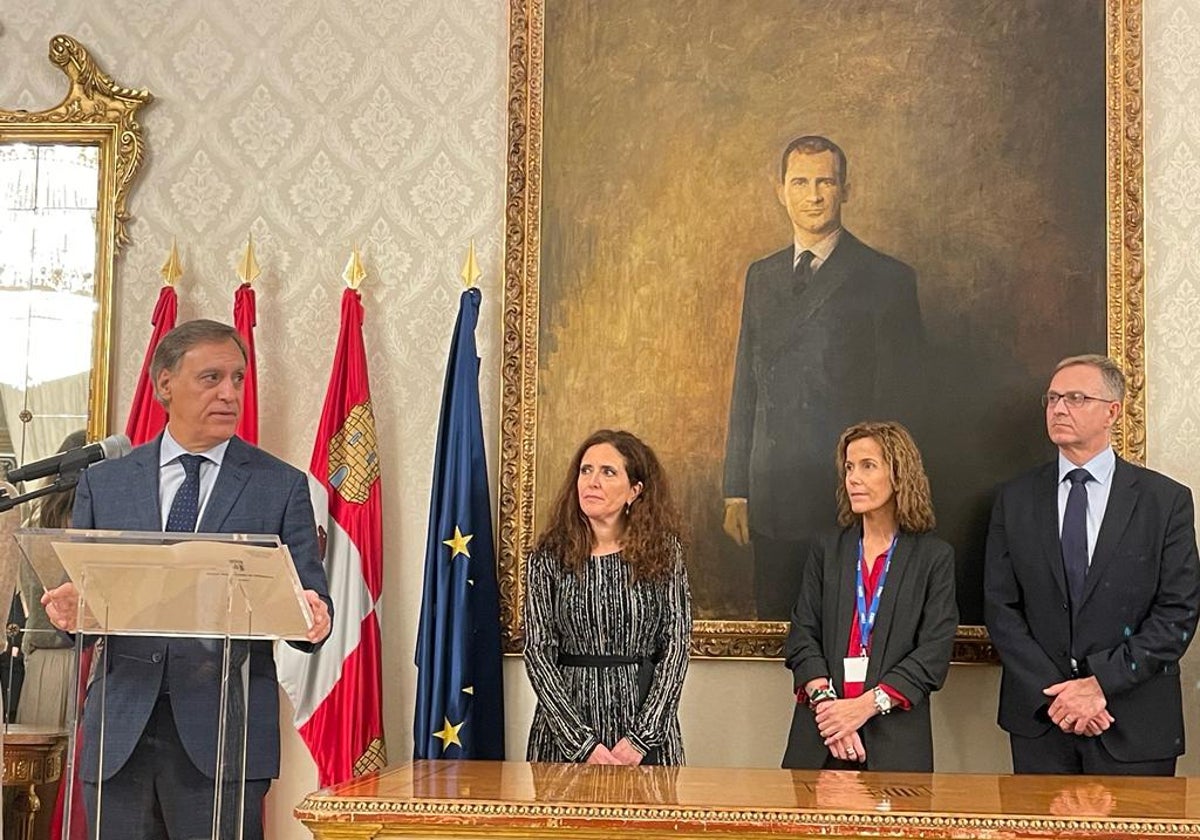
[413,287,505,759]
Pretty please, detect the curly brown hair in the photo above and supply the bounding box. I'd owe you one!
[834,421,935,533]
[535,429,684,581]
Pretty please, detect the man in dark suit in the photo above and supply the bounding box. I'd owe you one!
[724,135,925,620]
[985,354,1200,775]
[43,319,333,838]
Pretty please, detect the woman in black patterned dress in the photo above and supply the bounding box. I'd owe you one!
[524,429,691,765]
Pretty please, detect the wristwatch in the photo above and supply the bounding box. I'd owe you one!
[872,686,894,715]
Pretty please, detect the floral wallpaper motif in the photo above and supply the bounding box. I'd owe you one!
[0,1,507,816]
[0,0,507,497]
[2,0,1199,817]
[1147,0,1200,780]
[1148,2,1200,487]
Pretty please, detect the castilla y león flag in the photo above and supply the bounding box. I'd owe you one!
[276,286,386,786]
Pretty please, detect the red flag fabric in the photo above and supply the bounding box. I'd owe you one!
[123,285,177,446]
[276,287,386,786]
[233,283,258,444]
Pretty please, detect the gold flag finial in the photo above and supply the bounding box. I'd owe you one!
[460,240,481,289]
[160,239,183,287]
[343,245,367,290]
[237,233,261,286]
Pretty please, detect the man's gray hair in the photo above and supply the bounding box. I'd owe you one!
[151,320,247,406]
[1054,354,1126,402]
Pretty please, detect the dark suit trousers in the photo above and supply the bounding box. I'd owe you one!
[753,533,810,621]
[84,696,270,839]
[1010,731,1176,776]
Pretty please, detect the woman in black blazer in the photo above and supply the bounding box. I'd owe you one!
[783,421,957,772]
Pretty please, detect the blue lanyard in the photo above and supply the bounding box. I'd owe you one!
[855,536,897,656]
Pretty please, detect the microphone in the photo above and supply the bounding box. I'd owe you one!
[6,434,133,483]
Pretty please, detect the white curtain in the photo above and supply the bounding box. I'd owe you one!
[0,371,89,473]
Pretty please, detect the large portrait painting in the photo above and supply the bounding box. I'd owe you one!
[500,0,1145,659]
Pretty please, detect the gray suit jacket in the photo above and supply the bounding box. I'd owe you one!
[71,434,331,782]
[783,527,957,771]
[985,457,1200,761]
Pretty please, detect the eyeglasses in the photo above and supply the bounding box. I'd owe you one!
[1041,391,1116,409]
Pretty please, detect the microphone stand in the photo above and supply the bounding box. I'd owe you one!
[0,449,92,513]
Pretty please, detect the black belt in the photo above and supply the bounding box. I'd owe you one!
[557,653,657,702]
[557,652,664,765]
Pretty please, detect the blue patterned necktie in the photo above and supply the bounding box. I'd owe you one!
[166,454,206,532]
[1061,467,1093,609]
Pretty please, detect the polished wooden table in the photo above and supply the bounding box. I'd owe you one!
[2,725,69,840]
[296,760,1200,839]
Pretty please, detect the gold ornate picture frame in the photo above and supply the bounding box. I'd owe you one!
[500,1,1144,661]
[0,35,152,443]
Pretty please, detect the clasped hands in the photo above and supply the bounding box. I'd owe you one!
[586,737,645,766]
[805,679,876,764]
[1044,675,1113,736]
[42,582,333,644]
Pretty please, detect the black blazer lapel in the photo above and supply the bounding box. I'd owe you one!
[830,528,859,691]
[1080,458,1138,609]
[197,436,252,532]
[792,234,858,326]
[866,533,911,685]
[1035,463,1068,602]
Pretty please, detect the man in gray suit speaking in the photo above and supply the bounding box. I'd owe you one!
[724,136,925,620]
[43,319,332,839]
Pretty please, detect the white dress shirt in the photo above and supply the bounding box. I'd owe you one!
[1056,446,1116,565]
[158,430,231,531]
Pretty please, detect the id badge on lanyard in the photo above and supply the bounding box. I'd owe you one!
[844,536,897,683]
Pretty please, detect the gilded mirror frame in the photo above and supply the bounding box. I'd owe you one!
[0,34,152,444]
[500,1,1145,661]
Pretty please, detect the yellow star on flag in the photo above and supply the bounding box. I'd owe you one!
[433,717,464,751]
[443,526,473,559]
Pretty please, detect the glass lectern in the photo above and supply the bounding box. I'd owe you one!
[10,527,312,840]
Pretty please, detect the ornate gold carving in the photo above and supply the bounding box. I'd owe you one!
[500,2,1144,661]
[1,735,67,786]
[296,794,1200,837]
[0,35,152,250]
[0,35,153,443]
[1107,0,1146,463]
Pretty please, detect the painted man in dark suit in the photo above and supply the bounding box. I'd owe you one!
[985,354,1200,775]
[43,319,333,838]
[724,135,925,620]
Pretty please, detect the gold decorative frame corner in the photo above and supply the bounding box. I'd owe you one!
[0,35,153,442]
[500,1,1145,662]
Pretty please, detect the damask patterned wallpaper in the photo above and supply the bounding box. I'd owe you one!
[1,0,1199,823]
[1147,0,1200,779]
[0,0,507,480]
[0,2,508,830]
[1148,1,1200,484]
